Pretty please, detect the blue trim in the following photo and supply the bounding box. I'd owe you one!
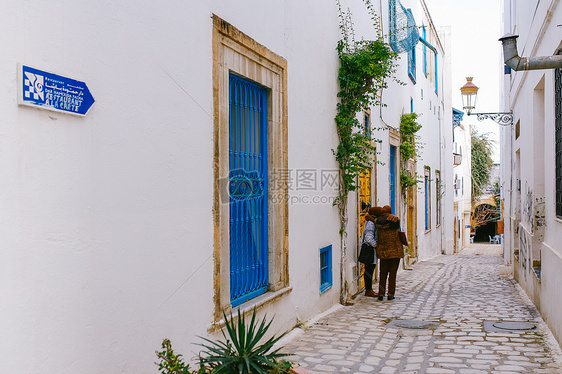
[390,146,396,214]
[436,173,440,225]
[320,245,333,294]
[434,52,438,94]
[424,175,429,230]
[408,48,416,83]
[229,74,269,307]
[423,27,427,76]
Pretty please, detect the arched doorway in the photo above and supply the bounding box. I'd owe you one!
[471,197,500,242]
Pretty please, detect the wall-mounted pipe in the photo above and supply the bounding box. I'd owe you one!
[499,33,562,70]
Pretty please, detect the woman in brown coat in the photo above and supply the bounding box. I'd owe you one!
[375,205,403,301]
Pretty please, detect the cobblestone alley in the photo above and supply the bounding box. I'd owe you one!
[282,244,562,373]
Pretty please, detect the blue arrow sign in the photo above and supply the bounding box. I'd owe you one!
[19,64,95,116]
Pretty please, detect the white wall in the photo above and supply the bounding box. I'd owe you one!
[0,1,453,372]
[0,1,345,372]
[500,0,562,346]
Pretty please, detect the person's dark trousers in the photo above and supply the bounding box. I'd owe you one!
[378,258,401,296]
[364,263,376,290]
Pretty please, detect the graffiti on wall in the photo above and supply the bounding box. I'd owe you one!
[519,227,532,280]
[522,182,534,234]
[535,196,546,229]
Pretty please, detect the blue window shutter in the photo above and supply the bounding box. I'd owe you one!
[408,48,416,83]
[320,245,332,293]
[229,74,269,307]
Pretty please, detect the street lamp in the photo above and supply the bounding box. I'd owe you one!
[460,77,513,126]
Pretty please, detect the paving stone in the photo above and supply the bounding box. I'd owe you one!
[493,364,528,371]
[281,244,562,373]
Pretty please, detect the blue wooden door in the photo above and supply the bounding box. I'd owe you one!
[390,145,396,214]
[229,74,268,307]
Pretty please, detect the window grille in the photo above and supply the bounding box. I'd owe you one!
[320,245,333,293]
[389,0,419,53]
[229,74,269,306]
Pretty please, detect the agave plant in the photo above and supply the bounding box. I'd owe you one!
[199,309,292,374]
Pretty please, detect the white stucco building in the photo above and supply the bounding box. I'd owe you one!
[1,1,452,372]
[500,0,562,346]
[452,108,472,251]
[364,0,454,264]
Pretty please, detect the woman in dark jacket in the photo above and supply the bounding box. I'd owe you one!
[360,206,382,297]
[375,205,403,301]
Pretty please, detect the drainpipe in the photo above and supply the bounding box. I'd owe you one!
[499,34,562,71]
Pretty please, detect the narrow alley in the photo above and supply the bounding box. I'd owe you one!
[282,244,562,373]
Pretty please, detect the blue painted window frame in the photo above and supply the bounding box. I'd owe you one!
[424,168,431,231]
[320,245,332,293]
[434,52,438,94]
[408,47,416,83]
[229,74,269,307]
[424,176,428,230]
[423,27,427,77]
[435,171,440,226]
[364,112,370,137]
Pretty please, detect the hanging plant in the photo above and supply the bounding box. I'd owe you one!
[399,112,422,160]
[335,0,399,303]
[400,171,418,189]
[399,112,422,191]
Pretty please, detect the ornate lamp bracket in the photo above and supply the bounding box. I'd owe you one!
[469,111,513,126]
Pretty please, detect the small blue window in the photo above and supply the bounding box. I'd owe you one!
[408,47,416,83]
[320,245,332,293]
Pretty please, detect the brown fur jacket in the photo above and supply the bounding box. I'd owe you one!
[375,213,403,259]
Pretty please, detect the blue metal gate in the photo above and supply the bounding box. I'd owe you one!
[390,145,396,214]
[229,74,268,307]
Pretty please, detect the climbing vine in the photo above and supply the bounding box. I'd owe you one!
[399,112,422,191]
[335,0,399,303]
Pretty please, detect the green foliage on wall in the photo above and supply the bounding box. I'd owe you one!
[471,129,494,202]
[399,113,422,191]
[334,0,399,303]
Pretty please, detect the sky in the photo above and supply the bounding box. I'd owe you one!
[424,0,502,162]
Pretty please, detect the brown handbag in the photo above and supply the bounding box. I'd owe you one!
[398,231,409,246]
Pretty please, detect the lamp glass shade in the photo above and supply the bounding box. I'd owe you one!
[460,77,479,112]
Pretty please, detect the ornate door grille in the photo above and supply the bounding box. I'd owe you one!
[229,74,268,306]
